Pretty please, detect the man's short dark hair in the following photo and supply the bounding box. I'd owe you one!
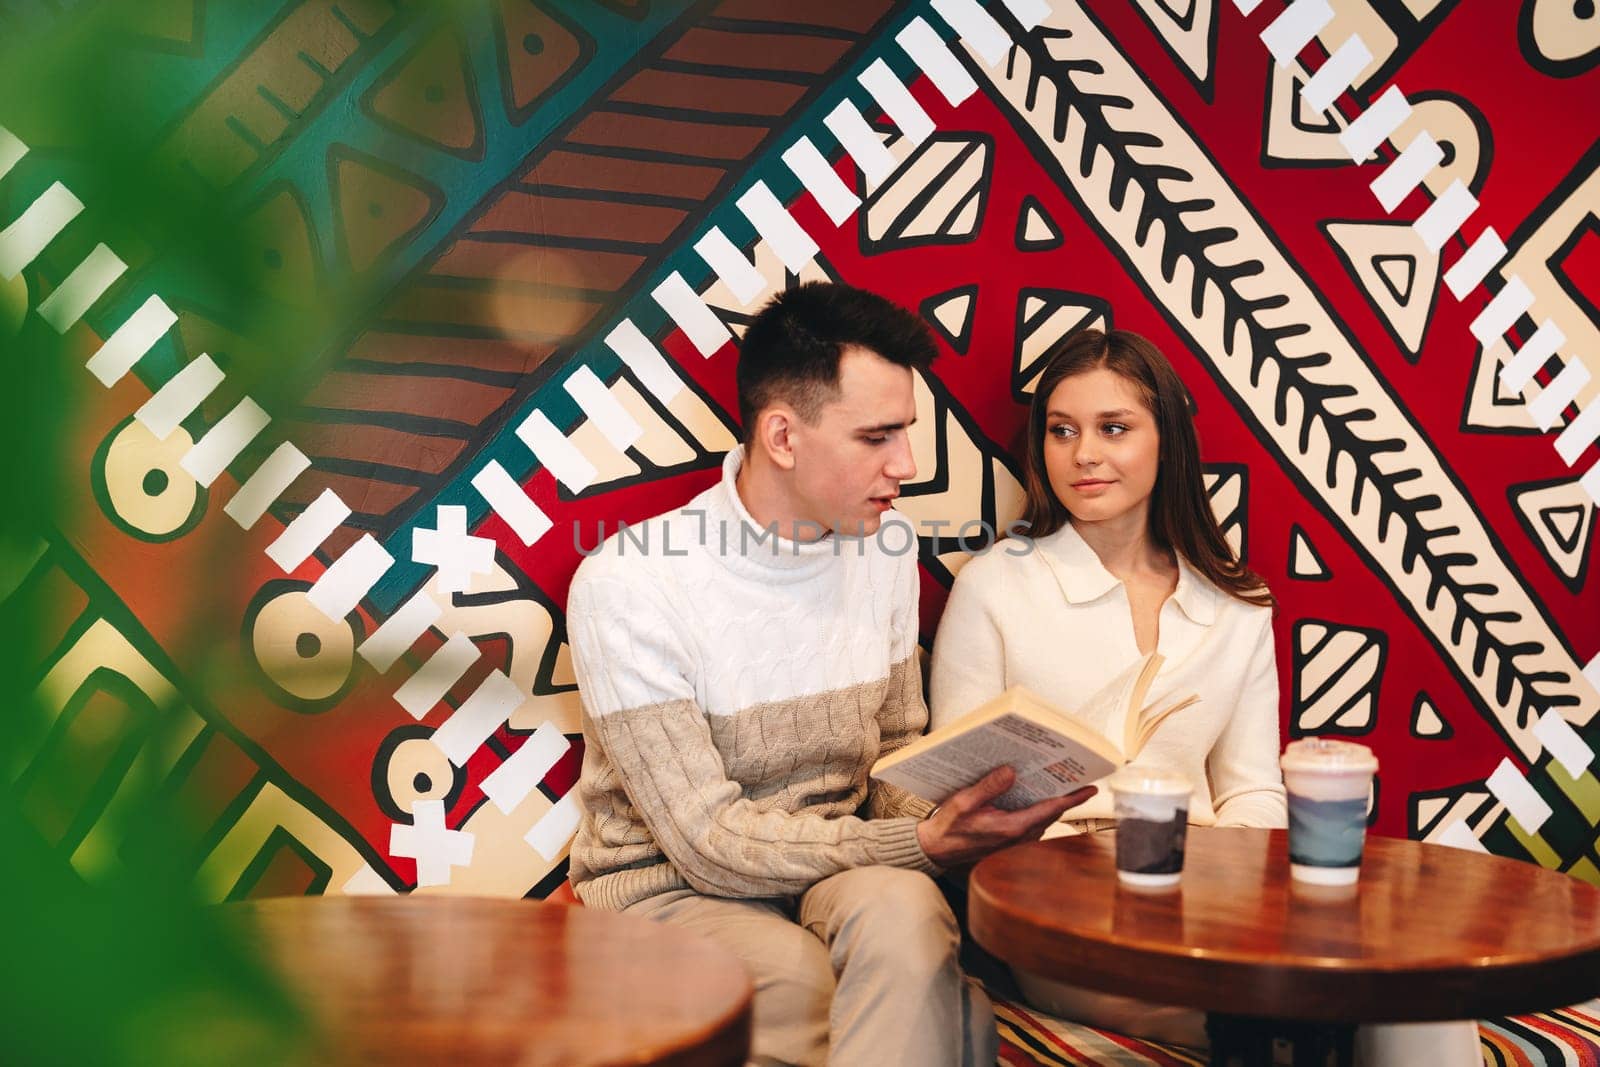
[736,282,937,441]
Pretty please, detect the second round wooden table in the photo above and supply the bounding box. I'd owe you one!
[970,826,1600,1059]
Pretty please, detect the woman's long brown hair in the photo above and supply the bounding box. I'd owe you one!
[1017,329,1274,609]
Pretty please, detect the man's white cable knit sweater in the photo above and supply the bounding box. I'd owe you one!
[565,447,937,911]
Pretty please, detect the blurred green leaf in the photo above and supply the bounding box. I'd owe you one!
[0,4,335,1062]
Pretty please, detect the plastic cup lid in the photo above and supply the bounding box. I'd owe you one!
[1106,763,1192,797]
[1280,737,1378,774]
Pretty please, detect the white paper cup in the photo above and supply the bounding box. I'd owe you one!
[1280,739,1378,885]
[1108,766,1191,888]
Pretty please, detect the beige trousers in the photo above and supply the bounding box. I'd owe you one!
[628,866,997,1067]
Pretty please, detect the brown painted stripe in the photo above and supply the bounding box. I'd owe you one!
[279,470,421,518]
[711,0,892,34]
[344,332,558,376]
[310,524,365,559]
[565,109,767,160]
[663,27,852,73]
[435,240,645,292]
[378,283,601,342]
[520,149,725,201]
[294,423,465,476]
[303,370,514,424]
[610,68,807,116]
[469,190,688,246]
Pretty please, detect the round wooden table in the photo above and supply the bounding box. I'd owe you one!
[970,827,1600,1065]
[228,897,753,1067]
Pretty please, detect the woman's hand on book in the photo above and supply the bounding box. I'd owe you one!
[915,767,1096,868]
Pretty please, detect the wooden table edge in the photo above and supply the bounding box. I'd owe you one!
[967,831,1600,1023]
[971,885,1600,1021]
[227,897,756,1067]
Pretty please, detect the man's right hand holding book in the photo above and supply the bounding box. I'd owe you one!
[917,766,1099,869]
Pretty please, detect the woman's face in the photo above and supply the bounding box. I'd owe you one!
[1042,367,1161,529]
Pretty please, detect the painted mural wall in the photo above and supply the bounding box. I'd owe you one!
[3,0,1598,904]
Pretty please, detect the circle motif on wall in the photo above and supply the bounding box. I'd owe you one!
[92,416,207,542]
[244,579,362,713]
[372,725,465,821]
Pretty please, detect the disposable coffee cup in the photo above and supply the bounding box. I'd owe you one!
[1280,738,1378,886]
[1108,765,1191,888]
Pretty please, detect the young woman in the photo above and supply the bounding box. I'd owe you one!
[929,327,1286,1045]
[930,329,1481,1064]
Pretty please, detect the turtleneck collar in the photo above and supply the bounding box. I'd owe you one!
[697,446,843,581]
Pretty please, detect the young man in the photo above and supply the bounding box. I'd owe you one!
[565,282,1093,1066]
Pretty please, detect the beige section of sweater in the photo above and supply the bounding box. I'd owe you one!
[572,657,937,911]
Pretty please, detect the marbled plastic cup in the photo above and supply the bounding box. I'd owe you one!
[1280,738,1378,886]
[1108,766,1192,888]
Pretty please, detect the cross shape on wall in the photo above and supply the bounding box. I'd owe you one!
[390,798,474,888]
[413,505,496,594]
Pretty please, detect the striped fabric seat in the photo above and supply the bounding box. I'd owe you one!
[1480,1004,1600,1066]
[992,996,1600,1066]
[995,998,1205,1065]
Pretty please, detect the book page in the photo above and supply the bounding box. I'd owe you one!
[872,713,1119,810]
[1133,693,1200,753]
[1070,654,1153,756]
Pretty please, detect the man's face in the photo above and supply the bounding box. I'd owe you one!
[788,346,918,537]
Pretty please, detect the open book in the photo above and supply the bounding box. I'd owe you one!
[871,653,1198,811]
